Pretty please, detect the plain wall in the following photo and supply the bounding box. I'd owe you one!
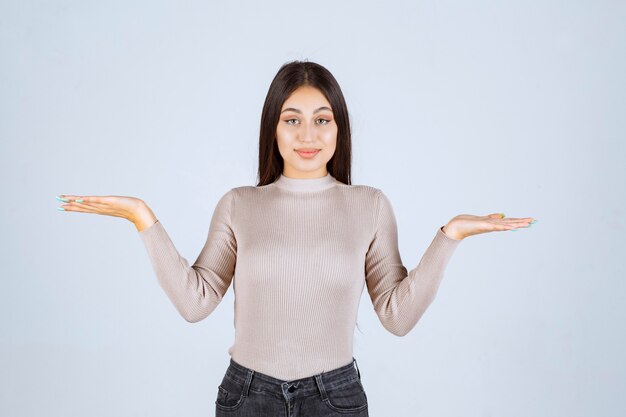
[1,1,624,416]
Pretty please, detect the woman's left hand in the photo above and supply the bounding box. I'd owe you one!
[442,213,536,240]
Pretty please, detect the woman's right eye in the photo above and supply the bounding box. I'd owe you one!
[285,119,299,125]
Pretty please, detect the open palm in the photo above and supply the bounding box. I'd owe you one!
[55,194,153,225]
[448,213,536,240]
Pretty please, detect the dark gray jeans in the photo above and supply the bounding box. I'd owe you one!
[214,357,369,416]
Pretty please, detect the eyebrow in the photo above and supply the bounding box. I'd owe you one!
[280,106,333,114]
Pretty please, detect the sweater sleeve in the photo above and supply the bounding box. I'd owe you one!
[138,189,237,323]
[364,190,462,336]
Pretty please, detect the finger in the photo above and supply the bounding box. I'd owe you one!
[69,200,111,208]
[490,223,518,232]
[57,198,105,211]
[67,202,103,213]
[500,220,535,230]
[57,195,108,204]
[57,195,88,203]
[73,196,109,204]
[67,198,114,211]
[59,204,126,219]
[486,214,535,222]
[57,204,99,214]
[508,218,535,225]
[494,218,533,223]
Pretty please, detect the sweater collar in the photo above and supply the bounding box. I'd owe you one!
[274,172,338,192]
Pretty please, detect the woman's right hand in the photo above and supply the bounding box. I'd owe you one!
[56,194,158,232]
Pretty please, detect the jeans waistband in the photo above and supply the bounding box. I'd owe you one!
[223,357,362,399]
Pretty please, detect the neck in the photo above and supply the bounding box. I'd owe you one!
[274,172,337,192]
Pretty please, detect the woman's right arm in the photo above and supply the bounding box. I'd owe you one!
[137,190,237,322]
[133,202,158,232]
[56,190,237,323]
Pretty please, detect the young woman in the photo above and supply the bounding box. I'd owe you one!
[56,60,535,416]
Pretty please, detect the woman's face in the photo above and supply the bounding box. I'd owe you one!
[276,85,337,178]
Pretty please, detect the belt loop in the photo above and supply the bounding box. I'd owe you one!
[353,357,361,379]
[314,374,328,401]
[243,369,254,397]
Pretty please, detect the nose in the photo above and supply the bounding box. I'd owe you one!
[299,121,314,143]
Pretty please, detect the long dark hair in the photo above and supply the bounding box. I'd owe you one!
[256,60,352,186]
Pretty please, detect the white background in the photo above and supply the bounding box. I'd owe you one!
[1,1,624,416]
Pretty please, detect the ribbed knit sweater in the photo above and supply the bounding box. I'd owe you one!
[139,172,462,381]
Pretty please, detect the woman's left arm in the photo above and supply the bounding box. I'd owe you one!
[365,190,463,337]
[364,191,535,337]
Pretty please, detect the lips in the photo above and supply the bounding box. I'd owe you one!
[295,148,320,158]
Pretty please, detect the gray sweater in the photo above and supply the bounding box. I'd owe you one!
[139,172,462,380]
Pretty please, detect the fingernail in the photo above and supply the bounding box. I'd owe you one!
[57,207,65,211]
[56,195,69,203]
[531,219,538,224]
[501,213,506,218]
[76,199,83,203]
[510,229,518,232]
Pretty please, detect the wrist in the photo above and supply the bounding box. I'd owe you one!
[441,223,464,241]
[132,201,158,232]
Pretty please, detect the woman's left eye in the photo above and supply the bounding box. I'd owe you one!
[317,119,331,125]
